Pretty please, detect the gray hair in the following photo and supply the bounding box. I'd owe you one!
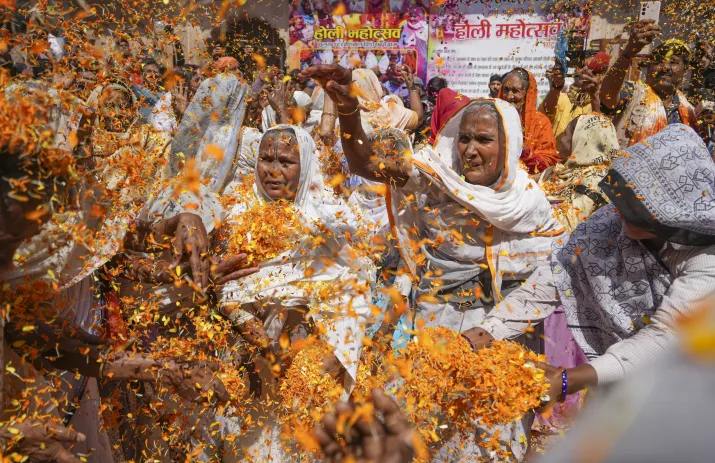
[503,69,530,90]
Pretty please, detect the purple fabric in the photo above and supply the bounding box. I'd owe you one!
[535,306,588,432]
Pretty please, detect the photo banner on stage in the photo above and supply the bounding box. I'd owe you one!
[288,1,429,84]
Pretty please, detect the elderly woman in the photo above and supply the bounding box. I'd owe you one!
[500,67,560,173]
[218,125,374,461]
[474,124,715,411]
[302,64,563,461]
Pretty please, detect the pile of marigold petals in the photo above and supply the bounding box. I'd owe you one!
[220,179,304,266]
[278,339,344,433]
[392,327,549,443]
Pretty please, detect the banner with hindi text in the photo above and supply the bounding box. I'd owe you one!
[427,1,577,100]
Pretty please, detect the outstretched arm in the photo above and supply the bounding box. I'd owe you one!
[300,65,412,186]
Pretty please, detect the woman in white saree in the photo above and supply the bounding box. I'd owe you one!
[218,125,374,461]
[301,64,564,461]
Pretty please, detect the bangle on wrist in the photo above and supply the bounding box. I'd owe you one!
[560,369,568,402]
[461,333,476,352]
[338,106,359,116]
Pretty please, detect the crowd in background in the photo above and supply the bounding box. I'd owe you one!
[1,2,715,463]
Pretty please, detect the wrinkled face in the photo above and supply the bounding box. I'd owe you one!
[488,80,502,97]
[501,74,527,112]
[142,63,162,88]
[257,130,301,200]
[98,88,133,132]
[0,179,50,269]
[646,54,686,95]
[457,108,505,186]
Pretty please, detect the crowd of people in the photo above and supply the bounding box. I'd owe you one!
[1,4,715,463]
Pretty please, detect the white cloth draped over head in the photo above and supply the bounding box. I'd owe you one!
[261,105,277,133]
[220,125,374,383]
[292,90,312,109]
[352,68,417,131]
[389,98,564,300]
[2,81,171,313]
[170,72,248,193]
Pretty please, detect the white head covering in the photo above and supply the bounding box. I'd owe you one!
[389,98,563,299]
[220,125,374,384]
[292,90,313,110]
[170,73,248,193]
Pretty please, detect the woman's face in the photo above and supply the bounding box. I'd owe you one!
[142,63,162,88]
[501,74,527,113]
[99,88,133,132]
[457,108,505,186]
[257,130,301,200]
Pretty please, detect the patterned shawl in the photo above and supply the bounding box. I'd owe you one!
[552,124,715,359]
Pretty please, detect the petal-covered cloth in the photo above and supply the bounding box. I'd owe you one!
[219,125,375,383]
[540,115,619,233]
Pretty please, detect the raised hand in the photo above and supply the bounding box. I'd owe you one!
[170,212,211,289]
[399,65,415,91]
[622,20,661,60]
[300,65,358,114]
[172,81,189,115]
[577,67,601,96]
